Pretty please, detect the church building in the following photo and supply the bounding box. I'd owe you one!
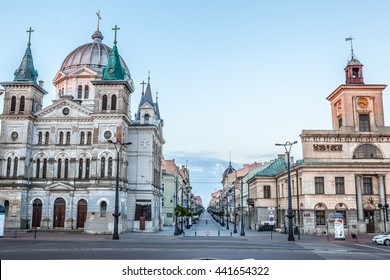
[0,21,164,233]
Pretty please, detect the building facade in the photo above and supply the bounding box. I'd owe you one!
[0,24,164,233]
[246,52,390,235]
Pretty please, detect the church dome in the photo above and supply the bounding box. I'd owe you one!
[60,30,132,81]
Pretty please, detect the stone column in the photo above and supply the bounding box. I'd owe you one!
[355,175,364,221]
[378,174,385,205]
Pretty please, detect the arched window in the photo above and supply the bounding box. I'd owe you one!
[102,95,108,111]
[45,132,49,145]
[77,85,82,99]
[85,159,90,179]
[59,131,64,145]
[43,159,47,179]
[80,131,85,144]
[13,158,18,177]
[79,158,83,179]
[38,132,43,145]
[111,95,117,110]
[101,157,105,178]
[87,132,92,145]
[353,144,383,159]
[4,200,9,216]
[84,85,89,99]
[66,132,71,145]
[19,96,25,112]
[36,159,41,178]
[100,201,107,217]
[64,159,69,179]
[10,96,16,112]
[57,159,62,178]
[144,114,150,124]
[6,157,11,177]
[108,157,113,177]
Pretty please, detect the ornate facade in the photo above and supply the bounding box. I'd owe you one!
[0,24,164,233]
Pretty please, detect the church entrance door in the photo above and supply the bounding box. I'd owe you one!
[77,199,87,228]
[53,198,66,228]
[32,199,42,228]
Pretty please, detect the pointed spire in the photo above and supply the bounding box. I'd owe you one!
[155,91,161,119]
[14,27,38,84]
[102,25,125,80]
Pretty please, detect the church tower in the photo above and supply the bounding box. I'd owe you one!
[128,74,165,232]
[0,28,47,228]
[326,39,387,133]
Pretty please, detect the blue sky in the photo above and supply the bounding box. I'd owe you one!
[2,1,390,203]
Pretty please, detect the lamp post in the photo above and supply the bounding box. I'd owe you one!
[378,203,389,232]
[226,193,229,230]
[230,186,237,233]
[275,141,297,241]
[238,176,245,236]
[174,176,180,235]
[108,139,132,240]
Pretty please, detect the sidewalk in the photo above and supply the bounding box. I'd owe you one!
[0,226,375,245]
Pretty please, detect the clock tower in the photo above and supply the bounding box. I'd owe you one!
[326,53,387,133]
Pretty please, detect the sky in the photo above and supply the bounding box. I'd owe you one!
[2,1,390,204]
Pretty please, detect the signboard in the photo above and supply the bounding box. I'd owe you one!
[334,213,345,240]
[267,207,275,225]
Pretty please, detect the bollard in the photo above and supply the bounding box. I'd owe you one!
[218,230,220,236]
[195,231,197,236]
[230,231,232,236]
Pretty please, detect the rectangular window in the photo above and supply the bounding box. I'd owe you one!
[338,117,342,128]
[359,114,370,132]
[167,213,173,218]
[315,177,324,194]
[363,177,373,194]
[335,177,345,194]
[264,185,271,198]
[316,210,326,225]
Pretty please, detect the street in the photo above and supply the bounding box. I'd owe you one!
[0,212,389,260]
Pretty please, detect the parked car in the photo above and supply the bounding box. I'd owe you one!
[372,232,390,246]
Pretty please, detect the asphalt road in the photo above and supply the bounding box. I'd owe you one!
[1,212,389,260]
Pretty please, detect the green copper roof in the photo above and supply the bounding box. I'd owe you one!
[14,28,38,84]
[102,25,125,81]
[254,157,286,177]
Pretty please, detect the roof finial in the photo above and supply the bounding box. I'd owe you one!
[345,36,355,59]
[96,10,102,32]
[26,27,34,47]
[229,150,232,164]
[148,70,150,84]
[112,24,120,45]
[156,91,158,102]
[140,80,146,94]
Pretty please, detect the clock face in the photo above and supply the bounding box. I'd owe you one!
[357,97,368,108]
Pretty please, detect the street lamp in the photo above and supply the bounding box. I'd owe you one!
[173,176,181,235]
[378,203,389,232]
[238,176,245,236]
[230,186,237,233]
[108,139,132,240]
[226,193,229,230]
[275,140,297,242]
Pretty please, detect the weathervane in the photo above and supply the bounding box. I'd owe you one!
[345,36,355,59]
